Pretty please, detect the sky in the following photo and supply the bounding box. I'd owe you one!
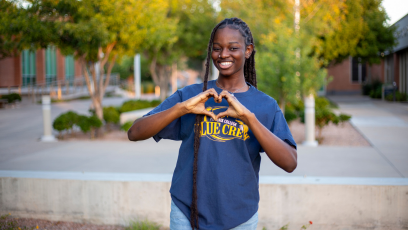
[381,0,408,25]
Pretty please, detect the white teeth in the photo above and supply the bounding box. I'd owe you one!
[220,62,232,66]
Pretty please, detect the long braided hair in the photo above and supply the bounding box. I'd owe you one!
[190,18,257,229]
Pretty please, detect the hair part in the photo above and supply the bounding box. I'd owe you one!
[190,18,257,229]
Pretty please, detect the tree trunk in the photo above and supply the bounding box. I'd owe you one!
[279,97,286,115]
[171,62,177,93]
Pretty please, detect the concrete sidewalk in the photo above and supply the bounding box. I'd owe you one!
[0,95,407,178]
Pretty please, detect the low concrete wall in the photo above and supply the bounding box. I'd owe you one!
[1,171,407,230]
[119,107,155,124]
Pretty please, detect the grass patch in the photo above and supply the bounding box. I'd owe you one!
[125,220,161,230]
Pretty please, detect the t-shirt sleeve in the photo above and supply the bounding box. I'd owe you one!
[271,108,297,149]
[260,103,297,152]
[143,90,182,142]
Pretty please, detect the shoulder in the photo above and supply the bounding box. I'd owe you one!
[177,82,204,98]
[251,87,280,111]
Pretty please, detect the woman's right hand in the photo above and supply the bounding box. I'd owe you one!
[181,88,219,120]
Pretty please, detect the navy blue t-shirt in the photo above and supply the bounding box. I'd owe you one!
[144,80,296,230]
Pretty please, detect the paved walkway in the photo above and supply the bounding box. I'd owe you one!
[0,95,407,179]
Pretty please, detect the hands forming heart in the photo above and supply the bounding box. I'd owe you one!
[181,88,252,124]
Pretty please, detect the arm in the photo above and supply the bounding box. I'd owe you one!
[244,113,297,172]
[128,88,219,141]
[215,91,297,173]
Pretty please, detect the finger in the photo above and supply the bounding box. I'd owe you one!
[204,88,218,100]
[208,88,219,100]
[218,90,230,102]
[202,110,217,121]
[215,111,229,120]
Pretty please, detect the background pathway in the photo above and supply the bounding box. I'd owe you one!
[0,95,407,178]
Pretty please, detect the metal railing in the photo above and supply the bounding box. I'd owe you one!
[2,74,119,102]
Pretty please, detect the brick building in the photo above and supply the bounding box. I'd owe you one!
[0,46,82,88]
[326,14,408,95]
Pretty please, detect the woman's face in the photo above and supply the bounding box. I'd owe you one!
[211,27,253,79]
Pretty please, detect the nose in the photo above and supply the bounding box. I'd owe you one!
[220,49,230,59]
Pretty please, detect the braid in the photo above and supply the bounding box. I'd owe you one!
[190,18,256,230]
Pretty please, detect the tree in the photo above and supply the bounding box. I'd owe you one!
[306,0,396,65]
[0,0,55,59]
[257,26,300,114]
[11,0,169,121]
[144,0,217,101]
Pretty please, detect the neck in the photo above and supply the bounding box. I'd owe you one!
[216,75,247,92]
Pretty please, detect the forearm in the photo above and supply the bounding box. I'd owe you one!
[245,113,297,172]
[128,102,186,141]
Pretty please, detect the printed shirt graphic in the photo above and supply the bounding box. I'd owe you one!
[200,106,250,142]
[144,80,296,230]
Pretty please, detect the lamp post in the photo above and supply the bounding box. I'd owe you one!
[134,54,141,99]
[294,0,318,146]
[41,95,57,142]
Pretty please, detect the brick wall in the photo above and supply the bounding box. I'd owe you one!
[0,56,21,87]
[36,49,45,85]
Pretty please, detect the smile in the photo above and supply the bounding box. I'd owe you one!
[219,62,233,69]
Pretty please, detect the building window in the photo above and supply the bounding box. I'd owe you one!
[22,50,36,86]
[65,55,75,81]
[45,46,57,85]
[351,57,366,83]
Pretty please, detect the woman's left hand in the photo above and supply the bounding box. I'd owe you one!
[215,90,253,124]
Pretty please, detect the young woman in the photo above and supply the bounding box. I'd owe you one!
[128,18,297,230]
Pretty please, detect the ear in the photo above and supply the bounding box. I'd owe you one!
[245,44,254,59]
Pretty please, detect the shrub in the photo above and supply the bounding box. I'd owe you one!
[369,87,382,99]
[142,82,156,94]
[119,99,160,113]
[284,107,297,124]
[77,115,91,133]
[103,106,120,124]
[53,114,70,134]
[88,115,103,139]
[1,93,22,103]
[299,97,351,142]
[52,111,79,137]
[385,91,408,101]
[121,121,133,132]
[363,79,382,97]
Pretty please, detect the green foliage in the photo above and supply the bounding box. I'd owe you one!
[52,111,78,133]
[385,91,408,102]
[88,115,103,129]
[257,26,300,109]
[77,115,91,133]
[363,79,383,98]
[257,25,328,111]
[119,100,161,113]
[0,213,35,230]
[339,114,352,122]
[299,97,351,142]
[284,105,298,124]
[53,111,102,139]
[125,220,161,230]
[279,223,289,230]
[142,82,155,94]
[121,121,133,132]
[103,106,120,124]
[0,93,22,103]
[112,55,152,81]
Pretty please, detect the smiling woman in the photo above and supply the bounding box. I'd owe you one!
[127,18,297,230]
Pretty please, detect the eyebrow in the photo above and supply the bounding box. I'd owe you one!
[213,42,240,45]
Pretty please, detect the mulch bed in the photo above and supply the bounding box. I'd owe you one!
[0,214,125,230]
[60,120,371,146]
